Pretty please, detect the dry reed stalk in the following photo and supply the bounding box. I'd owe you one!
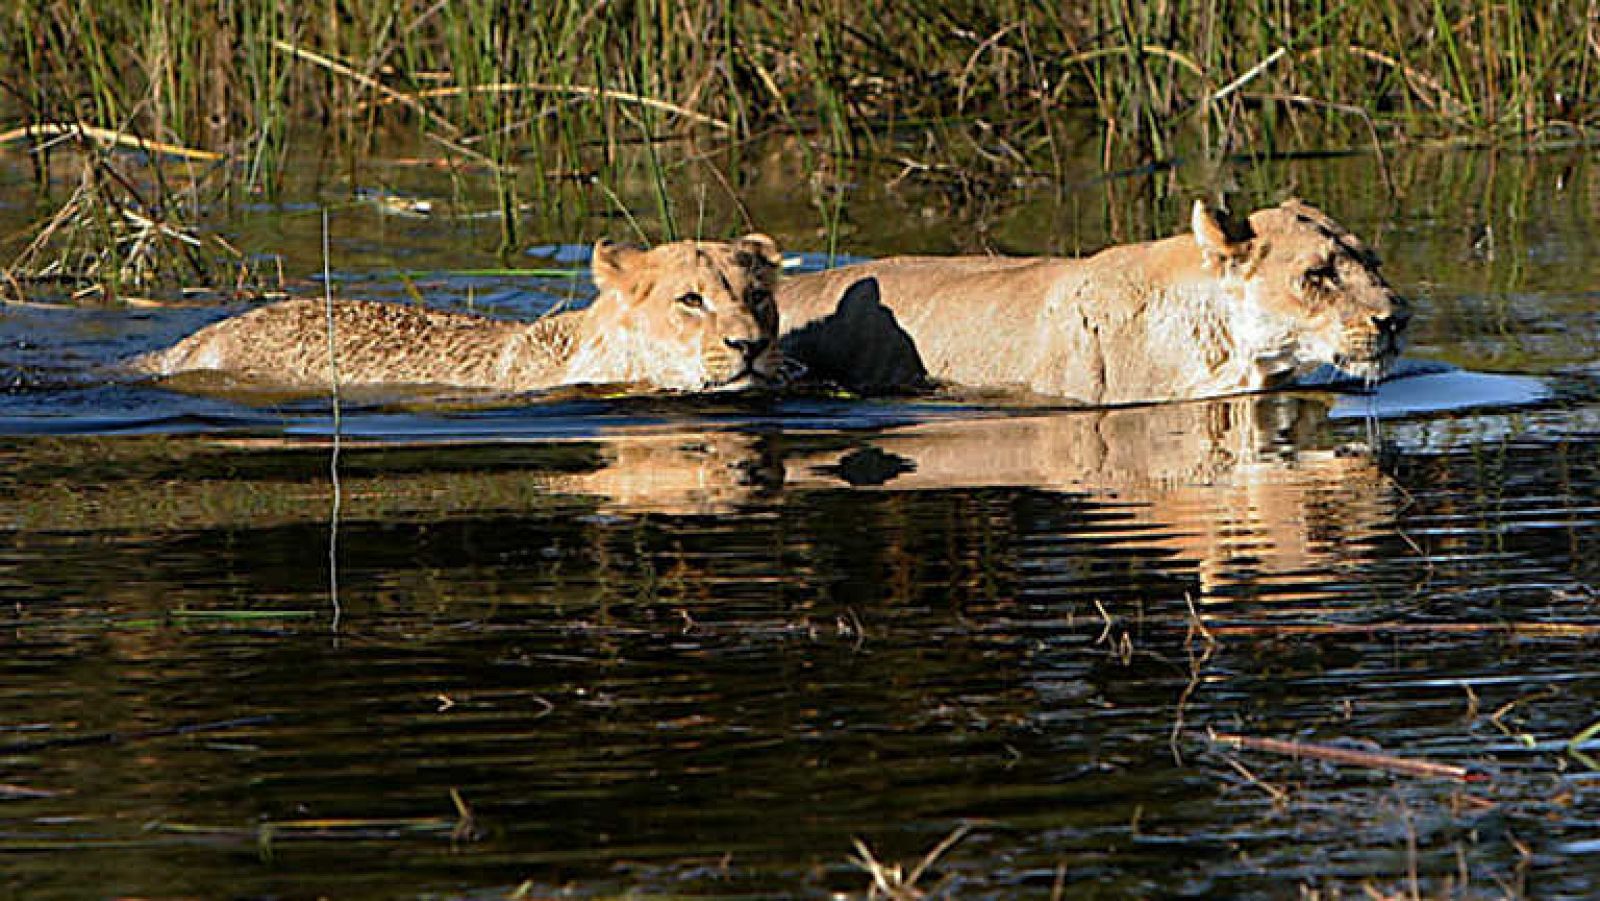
[1210,731,1488,782]
[1207,621,1600,637]
[395,83,731,131]
[0,123,223,161]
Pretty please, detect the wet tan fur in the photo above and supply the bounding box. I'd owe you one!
[779,200,1408,403]
[131,235,783,393]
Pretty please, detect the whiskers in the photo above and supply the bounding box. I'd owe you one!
[1330,324,1404,390]
[699,343,788,391]
[1327,347,1390,392]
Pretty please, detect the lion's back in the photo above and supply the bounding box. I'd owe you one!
[778,255,1078,394]
[130,298,525,388]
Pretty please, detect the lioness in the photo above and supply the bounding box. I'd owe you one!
[131,234,783,393]
[779,200,1409,403]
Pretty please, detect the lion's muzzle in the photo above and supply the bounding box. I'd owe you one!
[1373,304,1410,353]
[725,336,771,363]
[1333,297,1410,383]
[702,336,780,390]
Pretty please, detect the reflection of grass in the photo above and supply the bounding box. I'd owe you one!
[2,610,317,634]
[4,434,607,533]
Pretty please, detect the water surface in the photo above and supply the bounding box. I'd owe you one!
[1,143,1597,898]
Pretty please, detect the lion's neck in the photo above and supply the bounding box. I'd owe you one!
[1034,236,1288,403]
[492,309,587,391]
[361,299,674,393]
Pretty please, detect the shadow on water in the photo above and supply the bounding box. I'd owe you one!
[1,145,1598,898]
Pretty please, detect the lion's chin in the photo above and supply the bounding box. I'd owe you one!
[1288,328,1402,388]
[1328,350,1396,387]
[702,373,757,392]
[696,352,784,392]
[1332,325,1407,385]
[696,365,769,393]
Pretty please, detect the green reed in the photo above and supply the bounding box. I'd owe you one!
[1,1,1595,207]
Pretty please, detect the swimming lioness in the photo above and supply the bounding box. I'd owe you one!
[779,200,1408,403]
[131,234,784,393]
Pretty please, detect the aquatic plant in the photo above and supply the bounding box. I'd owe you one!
[0,130,276,301]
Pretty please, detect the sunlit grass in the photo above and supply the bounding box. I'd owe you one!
[1,1,1594,299]
[1,1,1591,190]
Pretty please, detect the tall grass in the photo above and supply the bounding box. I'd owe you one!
[0,0,1594,274]
[3,1,1592,178]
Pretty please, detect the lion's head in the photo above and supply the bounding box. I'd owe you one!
[566,233,783,391]
[1192,199,1409,385]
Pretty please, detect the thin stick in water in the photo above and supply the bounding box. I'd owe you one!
[322,207,342,635]
[1209,731,1488,783]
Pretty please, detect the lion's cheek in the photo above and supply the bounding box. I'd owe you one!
[1230,293,1296,357]
[645,319,700,388]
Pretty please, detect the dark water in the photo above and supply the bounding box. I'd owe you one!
[1,144,1598,898]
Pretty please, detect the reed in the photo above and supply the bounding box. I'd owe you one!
[0,1,1594,202]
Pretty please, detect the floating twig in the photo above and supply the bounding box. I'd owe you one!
[1219,754,1289,802]
[157,814,456,838]
[0,783,64,799]
[1568,719,1600,770]
[1209,731,1487,783]
[1206,621,1600,638]
[1,715,276,754]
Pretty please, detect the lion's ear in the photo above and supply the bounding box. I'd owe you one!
[591,239,645,292]
[736,232,783,268]
[1191,200,1253,269]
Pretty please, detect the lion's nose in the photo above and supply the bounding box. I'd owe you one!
[1372,308,1410,338]
[725,336,770,360]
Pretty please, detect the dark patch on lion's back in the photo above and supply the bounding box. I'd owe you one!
[779,275,929,394]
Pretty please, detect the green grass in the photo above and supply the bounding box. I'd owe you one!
[2,1,1592,186]
[0,0,1594,295]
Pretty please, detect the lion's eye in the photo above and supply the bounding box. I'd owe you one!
[1304,262,1340,288]
[676,292,706,310]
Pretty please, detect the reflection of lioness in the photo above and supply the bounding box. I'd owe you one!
[131,235,783,393]
[780,200,1409,403]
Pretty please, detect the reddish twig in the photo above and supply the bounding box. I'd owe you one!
[1210,731,1488,783]
[1207,621,1599,637]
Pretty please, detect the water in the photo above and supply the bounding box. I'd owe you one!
[1,143,1597,898]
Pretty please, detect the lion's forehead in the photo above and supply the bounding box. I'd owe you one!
[1255,207,1382,268]
[643,247,770,296]
[1255,252,1396,320]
